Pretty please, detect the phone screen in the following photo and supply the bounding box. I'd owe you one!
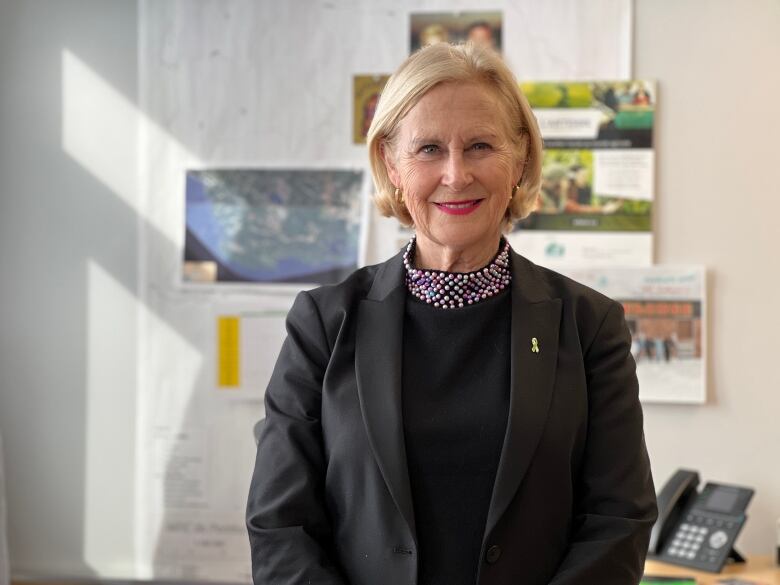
[704,489,739,513]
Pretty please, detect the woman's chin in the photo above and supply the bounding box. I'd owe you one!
[419,227,499,253]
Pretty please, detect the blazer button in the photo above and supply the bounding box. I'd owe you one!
[485,545,501,564]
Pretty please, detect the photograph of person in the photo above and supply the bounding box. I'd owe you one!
[410,11,502,52]
[247,42,657,584]
[353,75,390,144]
[534,152,624,216]
[626,301,702,364]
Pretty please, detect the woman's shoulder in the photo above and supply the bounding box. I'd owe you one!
[295,250,405,326]
[304,263,381,307]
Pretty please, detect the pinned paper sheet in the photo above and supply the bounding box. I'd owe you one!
[214,309,289,397]
[217,316,240,388]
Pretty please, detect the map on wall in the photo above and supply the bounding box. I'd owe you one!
[183,169,366,285]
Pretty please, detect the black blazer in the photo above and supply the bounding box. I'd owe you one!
[247,248,657,585]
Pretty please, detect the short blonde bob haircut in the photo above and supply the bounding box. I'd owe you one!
[367,42,543,229]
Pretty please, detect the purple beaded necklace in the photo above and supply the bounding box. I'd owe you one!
[403,236,512,309]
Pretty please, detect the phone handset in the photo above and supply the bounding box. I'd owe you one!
[649,468,700,554]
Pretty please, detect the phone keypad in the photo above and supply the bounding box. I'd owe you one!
[666,522,708,560]
[664,513,737,569]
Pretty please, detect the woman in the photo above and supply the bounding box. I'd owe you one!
[247,42,657,585]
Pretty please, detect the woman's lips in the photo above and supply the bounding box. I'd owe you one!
[433,199,483,215]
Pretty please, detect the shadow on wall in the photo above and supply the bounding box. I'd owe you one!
[0,0,141,578]
[1,433,9,585]
[0,0,245,578]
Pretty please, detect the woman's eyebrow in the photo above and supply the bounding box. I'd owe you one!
[409,136,441,147]
[467,133,500,142]
[409,132,501,147]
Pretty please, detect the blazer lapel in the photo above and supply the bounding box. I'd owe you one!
[355,251,416,539]
[484,251,562,536]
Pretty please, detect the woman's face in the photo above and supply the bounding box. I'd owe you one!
[383,82,523,261]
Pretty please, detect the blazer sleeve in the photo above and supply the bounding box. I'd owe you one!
[246,291,348,585]
[549,301,658,585]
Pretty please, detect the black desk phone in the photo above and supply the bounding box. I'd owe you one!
[648,468,754,573]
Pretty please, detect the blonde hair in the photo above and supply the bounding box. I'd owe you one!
[367,42,543,228]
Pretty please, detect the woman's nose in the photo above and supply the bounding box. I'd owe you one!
[442,151,473,191]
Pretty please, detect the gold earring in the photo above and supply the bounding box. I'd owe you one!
[509,184,519,201]
[395,187,404,204]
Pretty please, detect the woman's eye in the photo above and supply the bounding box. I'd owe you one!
[470,142,491,151]
[419,144,439,154]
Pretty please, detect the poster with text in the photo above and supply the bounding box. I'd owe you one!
[184,169,366,286]
[565,266,706,403]
[508,80,655,268]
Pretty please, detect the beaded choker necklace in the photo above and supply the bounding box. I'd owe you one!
[403,236,512,309]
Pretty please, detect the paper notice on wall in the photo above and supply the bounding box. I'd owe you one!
[509,232,653,268]
[219,310,289,400]
[145,417,257,582]
[136,294,294,580]
[241,311,287,399]
[152,512,250,580]
[593,150,654,201]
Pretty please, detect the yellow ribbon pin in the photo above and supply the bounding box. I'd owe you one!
[531,337,540,353]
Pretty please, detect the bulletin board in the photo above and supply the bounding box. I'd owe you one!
[137,0,634,579]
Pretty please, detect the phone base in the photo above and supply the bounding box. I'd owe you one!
[726,547,746,564]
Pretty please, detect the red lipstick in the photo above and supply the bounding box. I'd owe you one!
[433,199,483,216]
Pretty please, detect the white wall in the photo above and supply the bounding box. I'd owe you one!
[0,0,139,578]
[636,0,780,555]
[0,0,778,580]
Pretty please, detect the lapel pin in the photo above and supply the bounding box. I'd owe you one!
[531,337,540,353]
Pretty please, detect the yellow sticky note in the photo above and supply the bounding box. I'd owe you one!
[217,316,240,388]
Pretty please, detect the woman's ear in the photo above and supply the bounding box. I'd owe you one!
[515,134,528,185]
[380,141,400,187]
[514,160,526,188]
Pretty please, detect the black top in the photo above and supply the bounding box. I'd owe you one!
[402,288,511,585]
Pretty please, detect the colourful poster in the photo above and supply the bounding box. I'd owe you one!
[564,266,706,404]
[410,11,502,52]
[353,75,389,144]
[509,81,656,267]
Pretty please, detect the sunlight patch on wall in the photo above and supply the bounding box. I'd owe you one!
[62,49,201,245]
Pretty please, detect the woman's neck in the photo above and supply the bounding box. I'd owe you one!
[413,234,502,273]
